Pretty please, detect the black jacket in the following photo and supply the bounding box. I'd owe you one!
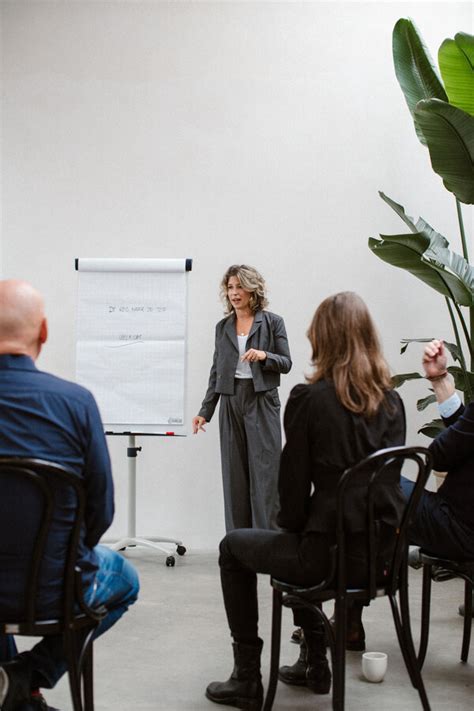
[277,380,406,534]
[432,402,474,528]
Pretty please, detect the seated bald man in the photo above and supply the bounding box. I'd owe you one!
[0,280,139,711]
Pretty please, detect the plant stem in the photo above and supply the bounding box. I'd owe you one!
[456,198,469,262]
[471,307,474,372]
[452,301,474,361]
[447,299,473,402]
[446,298,467,371]
[455,199,472,372]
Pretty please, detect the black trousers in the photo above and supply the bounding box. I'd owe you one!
[219,528,332,642]
[401,476,474,559]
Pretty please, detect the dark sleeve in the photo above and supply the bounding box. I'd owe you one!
[83,393,114,548]
[198,325,221,422]
[429,402,474,473]
[391,389,407,444]
[262,315,292,375]
[277,384,313,531]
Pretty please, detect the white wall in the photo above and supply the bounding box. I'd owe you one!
[1,1,472,548]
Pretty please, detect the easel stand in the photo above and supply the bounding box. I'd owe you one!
[110,434,186,567]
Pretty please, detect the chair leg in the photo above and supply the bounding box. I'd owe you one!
[397,567,419,689]
[332,596,347,711]
[461,580,473,663]
[418,565,432,670]
[82,643,94,711]
[64,632,84,711]
[262,589,282,711]
[389,593,431,711]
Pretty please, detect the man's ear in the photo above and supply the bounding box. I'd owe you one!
[39,317,48,344]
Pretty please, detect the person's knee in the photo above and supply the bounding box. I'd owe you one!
[219,529,246,557]
[94,546,140,608]
[122,558,140,606]
[112,554,140,608]
[218,532,233,566]
[219,529,255,572]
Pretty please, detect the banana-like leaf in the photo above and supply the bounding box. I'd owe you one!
[443,341,463,362]
[417,394,436,411]
[414,99,474,204]
[421,225,474,304]
[371,196,474,305]
[379,192,418,233]
[400,338,435,354]
[391,372,423,388]
[400,338,436,356]
[392,19,448,145]
[369,232,474,306]
[447,366,474,394]
[439,33,474,116]
[419,418,445,438]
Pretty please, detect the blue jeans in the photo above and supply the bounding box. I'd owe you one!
[1,545,139,688]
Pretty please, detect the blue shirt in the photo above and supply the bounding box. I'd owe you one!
[438,392,462,419]
[0,354,114,617]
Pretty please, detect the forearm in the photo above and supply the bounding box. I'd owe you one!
[428,372,455,404]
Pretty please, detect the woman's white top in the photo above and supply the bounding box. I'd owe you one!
[235,335,253,379]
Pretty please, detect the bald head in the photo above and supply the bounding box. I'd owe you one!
[0,280,48,358]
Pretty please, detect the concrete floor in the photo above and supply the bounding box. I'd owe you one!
[20,549,473,710]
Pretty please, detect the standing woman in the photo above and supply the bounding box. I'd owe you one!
[192,264,291,531]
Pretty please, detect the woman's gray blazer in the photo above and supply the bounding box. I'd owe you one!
[198,310,292,422]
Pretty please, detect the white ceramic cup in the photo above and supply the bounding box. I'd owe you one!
[361,652,388,683]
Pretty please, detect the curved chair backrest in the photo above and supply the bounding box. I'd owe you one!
[335,445,432,599]
[0,457,85,628]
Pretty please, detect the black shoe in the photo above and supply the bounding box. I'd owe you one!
[304,629,331,695]
[279,639,307,686]
[306,663,331,695]
[290,628,303,644]
[205,640,263,710]
[408,546,423,570]
[279,636,331,694]
[29,691,62,711]
[431,566,457,582]
[0,660,32,711]
[328,609,366,651]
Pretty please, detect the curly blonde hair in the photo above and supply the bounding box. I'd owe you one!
[220,264,269,315]
[306,292,393,418]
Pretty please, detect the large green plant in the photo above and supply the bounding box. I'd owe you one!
[369,19,474,437]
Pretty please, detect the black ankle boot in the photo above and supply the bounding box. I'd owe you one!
[304,628,331,695]
[205,639,263,710]
[278,637,308,686]
[329,602,366,651]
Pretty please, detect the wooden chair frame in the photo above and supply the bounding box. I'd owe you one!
[0,458,107,711]
[263,445,433,711]
[415,551,474,668]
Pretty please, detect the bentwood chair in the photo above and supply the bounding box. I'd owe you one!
[0,458,107,711]
[414,551,474,668]
[263,446,433,711]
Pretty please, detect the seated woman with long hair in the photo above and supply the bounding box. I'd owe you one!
[205,292,406,711]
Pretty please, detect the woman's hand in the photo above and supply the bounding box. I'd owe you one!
[192,416,207,434]
[241,349,266,363]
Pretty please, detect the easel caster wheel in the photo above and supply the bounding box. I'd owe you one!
[177,545,186,556]
[166,556,176,567]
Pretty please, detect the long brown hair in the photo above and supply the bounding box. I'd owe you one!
[306,292,392,418]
